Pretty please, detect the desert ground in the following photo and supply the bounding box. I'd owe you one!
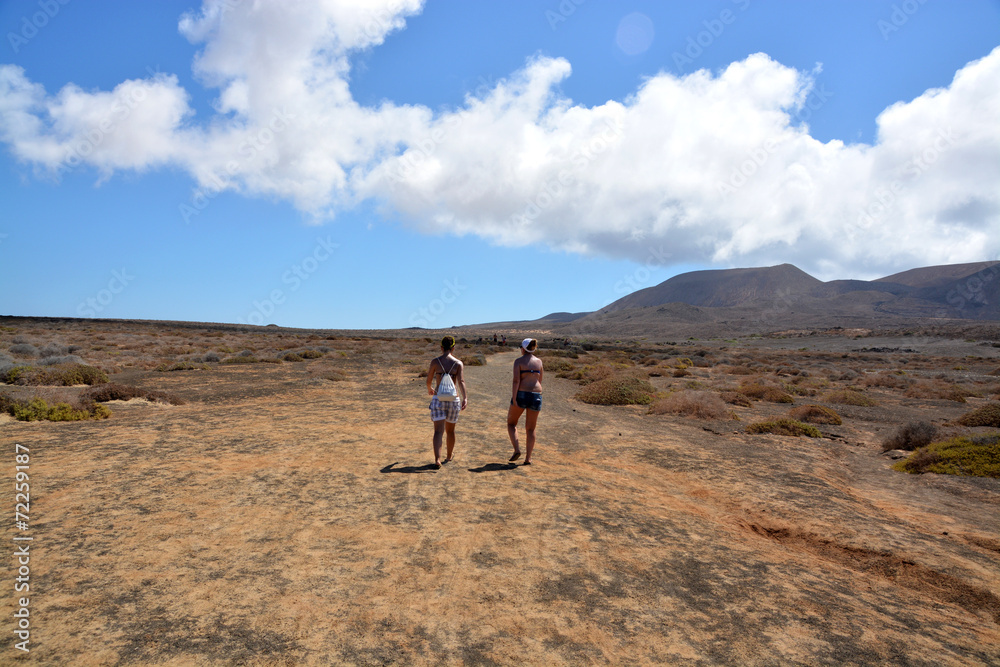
[2,317,999,666]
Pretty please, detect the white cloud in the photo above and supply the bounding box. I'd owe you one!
[0,0,997,279]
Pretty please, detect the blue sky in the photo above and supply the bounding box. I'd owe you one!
[1,1,998,329]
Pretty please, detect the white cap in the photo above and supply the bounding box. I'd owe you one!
[521,338,534,350]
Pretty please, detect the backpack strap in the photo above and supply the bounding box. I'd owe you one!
[437,357,457,376]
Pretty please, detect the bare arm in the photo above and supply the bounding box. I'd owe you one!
[426,359,438,395]
[456,361,468,410]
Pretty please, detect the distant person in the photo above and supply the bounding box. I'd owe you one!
[426,335,468,468]
[493,333,498,345]
[501,334,507,346]
[508,338,542,465]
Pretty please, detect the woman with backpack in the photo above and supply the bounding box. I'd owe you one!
[426,335,467,468]
[508,338,543,465]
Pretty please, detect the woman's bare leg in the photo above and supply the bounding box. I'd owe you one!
[432,420,446,466]
[444,421,457,461]
[523,408,539,464]
[507,404,524,460]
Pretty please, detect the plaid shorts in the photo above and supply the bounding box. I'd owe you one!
[429,397,461,423]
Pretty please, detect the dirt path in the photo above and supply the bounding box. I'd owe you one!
[2,348,999,665]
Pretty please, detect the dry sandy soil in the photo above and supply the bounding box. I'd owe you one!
[2,319,1000,666]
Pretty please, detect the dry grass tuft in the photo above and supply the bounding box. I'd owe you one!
[650,391,728,419]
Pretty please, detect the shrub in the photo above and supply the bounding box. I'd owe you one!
[739,382,794,403]
[202,352,221,363]
[904,380,974,403]
[299,349,324,359]
[1,395,111,422]
[650,391,728,419]
[155,362,209,372]
[39,343,70,358]
[282,352,305,362]
[789,404,842,426]
[1,364,108,386]
[746,419,822,437]
[464,353,487,367]
[881,421,936,452]
[576,375,656,406]
[726,366,757,375]
[955,402,1000,428]
[84,383,185,406]
[823,389,878,407]
[221,356,261,364]
[9,343,38,357]
[720,391,752,407]
[893,434,1000,477]
[543,358,575,372]
[37,355,85,367]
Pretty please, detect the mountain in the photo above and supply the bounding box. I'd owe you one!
[465,261,1000,338]
[876,261,1000,289]
[602,264,822,311]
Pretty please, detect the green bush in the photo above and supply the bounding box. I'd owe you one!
[746,419,821,437]
[2,395,111,422]
[893,434,1000,477]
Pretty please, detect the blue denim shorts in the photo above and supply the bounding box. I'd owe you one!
[513,391,542,411]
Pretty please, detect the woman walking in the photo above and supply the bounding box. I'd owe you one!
[508,338,542,465]
[426,335,467,468]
